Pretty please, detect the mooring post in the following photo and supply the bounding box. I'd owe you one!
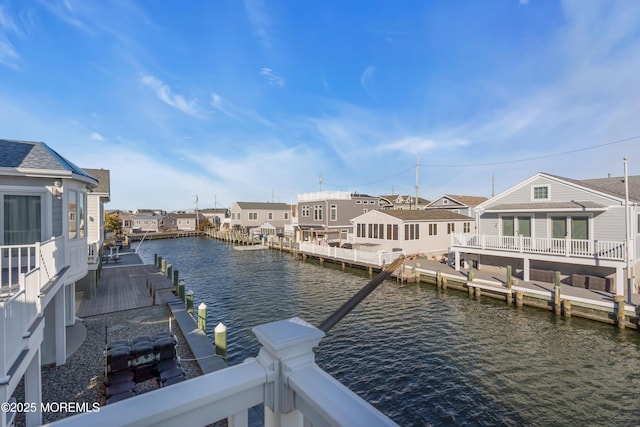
[554,271,561,315]
[198,303,207,333]
[468,265,474,282]
[161,259,167,274]
[186,290,194,316]
[167,264,172,279]
[178,280,185,303]
[173,270,179,293]
[563,299,572,318]
[157,255,163,270]
[436,271,442,289]
[442,275,448,290]
[215,322,227,361]
[614,295,625,329]
[154,253,157,266]
[516,290,523,307]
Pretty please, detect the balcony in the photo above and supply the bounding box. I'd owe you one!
[450,233,626,262]
[51,317,397,427]
[299,242,403,267]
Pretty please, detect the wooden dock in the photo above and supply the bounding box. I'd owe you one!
[76,263,173,317]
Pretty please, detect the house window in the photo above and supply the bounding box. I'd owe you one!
[463,222,471,233]
[404,224,419,240]
[68,191,77,239]
[301,206,310,217]
[392,224,398,240]
[330,205,337,221]
[314,205,323,221]
[429,223,437,236]
[368,223,373,238]
[379,224,384,240]
[502,217,514,236]
[373,223,378,239]
[3,195,42,245]
[447,223,455,234]
[284,212,289,220]
[356,200,362,204]
[533,185,549,200]
[268,212,273,220]
[572,216,589,240]
[249,212,258,221]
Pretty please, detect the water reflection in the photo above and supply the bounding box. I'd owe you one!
[138,238,640,426]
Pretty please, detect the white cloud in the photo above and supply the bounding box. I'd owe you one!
[89,132,103,141]
[386,136,468,154]
[244,0,271,49]
[260,68,285,87]
[360,65,376,99]
[141,74,202,118]
[0,5,20,68]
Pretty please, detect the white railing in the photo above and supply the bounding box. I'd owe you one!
[87,242,100,265]
[0,243,37,297]
[50,318,397,427]
[37,236,65,289]
[299,242,403,267]
[297,191,352,202]
[0,267,39,379]
[451,234,626,261]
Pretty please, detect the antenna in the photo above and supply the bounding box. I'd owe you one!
[319,174,323,192]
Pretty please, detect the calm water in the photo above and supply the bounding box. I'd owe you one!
[138,237,640,426]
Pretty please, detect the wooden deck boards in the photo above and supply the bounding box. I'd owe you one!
[76,265,175,317]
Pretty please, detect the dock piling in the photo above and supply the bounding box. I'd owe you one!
[215,322,227,361]
[186,289,194,316]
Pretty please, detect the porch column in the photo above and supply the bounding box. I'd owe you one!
[523,258,530,282]
[254,318,325,427]
[454,251,461,271]
[615,266,625,297]
[25,348,42,427]
[54,288,66,366]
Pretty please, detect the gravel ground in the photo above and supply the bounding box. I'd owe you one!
[13,304,205,426]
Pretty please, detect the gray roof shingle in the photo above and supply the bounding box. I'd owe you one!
[0,139,96,182]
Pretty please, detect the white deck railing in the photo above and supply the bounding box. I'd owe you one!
[0,243,37,297]
[0,267,40,379]
[451,234,626,261]
[50,318,397,427]
[299,242,403,267]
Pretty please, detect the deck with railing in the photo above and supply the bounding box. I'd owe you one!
[450,234,626,261]
[0,237,67,380]
[51,317,397,427]
[298,242,403,267]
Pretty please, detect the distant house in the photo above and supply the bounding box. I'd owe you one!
[351,209,474,257]
[169,212,203,231]
[200,208,229,229]
[297,191,379,242]
[378,194,430,210]
[0,139,99,424]
[449,172,640,296]
[230,202,291,235]
[426,194,488,217]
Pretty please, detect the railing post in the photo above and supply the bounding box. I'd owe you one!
[254,318,325,427]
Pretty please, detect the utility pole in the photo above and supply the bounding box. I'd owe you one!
[415,154,419,210]
[194,194,199,230]
[624,158,632,302]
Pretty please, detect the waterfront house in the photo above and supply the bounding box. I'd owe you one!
[130,211,175,233]
[378,194,430,210]
[0,139,98,426]
[425,194,488,217]
[200,207,229,230]
[449,172,640,296]
[351,209,474,257]
[230,202,291,235]
[297,191,379,243]
[168,211,202,231]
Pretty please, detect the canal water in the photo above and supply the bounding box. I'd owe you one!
[138,237,640,426]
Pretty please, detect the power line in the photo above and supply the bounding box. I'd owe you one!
[325,134,640,190]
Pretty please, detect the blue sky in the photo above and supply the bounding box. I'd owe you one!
[1,0,639,211]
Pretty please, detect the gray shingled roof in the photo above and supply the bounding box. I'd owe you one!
[486,201,607,212]
[380,209,472,221]
[0,139,97,183]
[83,168,110,195]
[546,173,640,203]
